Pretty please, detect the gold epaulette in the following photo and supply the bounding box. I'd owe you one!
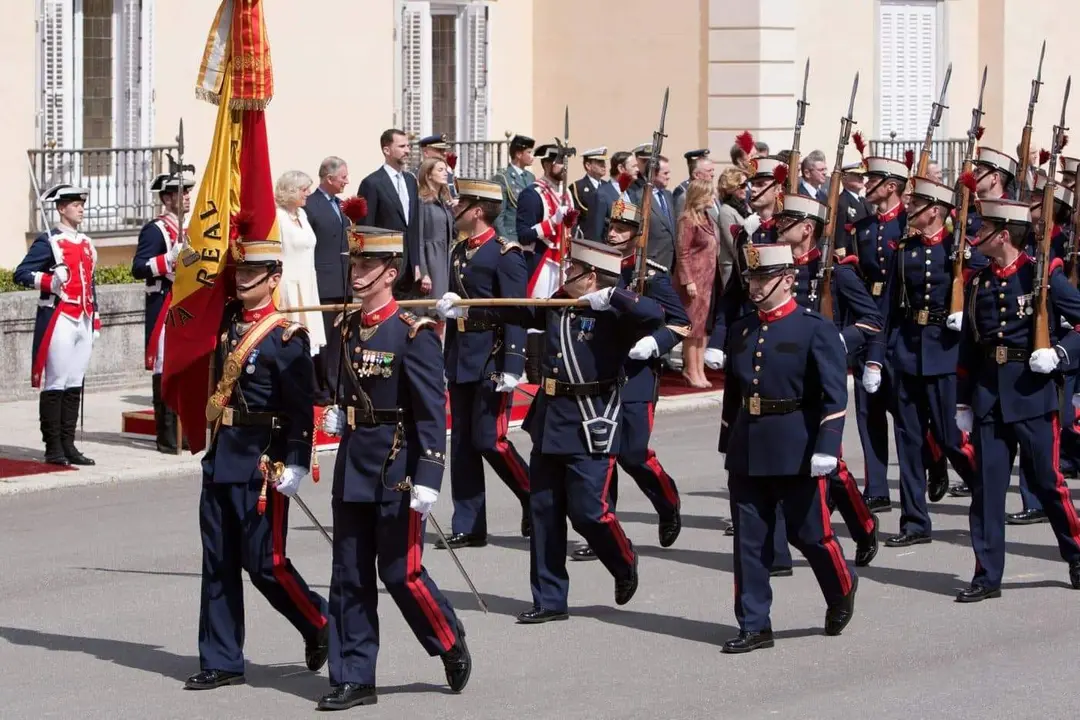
[399,311,438,338]
[498,237,523,254]
[282,321,307,342]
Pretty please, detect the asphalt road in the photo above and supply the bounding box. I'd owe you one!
[1,404,1078,720]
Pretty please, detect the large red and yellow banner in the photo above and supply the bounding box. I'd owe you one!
[162,0,278,453]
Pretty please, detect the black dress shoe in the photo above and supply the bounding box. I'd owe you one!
[521,511,532,538]
[571,547,598,561]
[184,669,245,690]
[864,496,892,513]
[770,566,794,578]
[723,524,735,537]
[955,584,1001,603]
[65,449,95,466]
[516,607,570,624]
[615,554,639,606]
[885,532,931,548]
[825,575,857,636]
[658,507,682,548]
[434,533,487,550]
[441,623,471,693]
[306,623,329,672]
[1069,559,1080,590]
[927,465,949,502]
[721,630,775,654]
[948,483,972,498]
[855,517,879,568]
[317,683,377,710]
[1006,509,1049,525]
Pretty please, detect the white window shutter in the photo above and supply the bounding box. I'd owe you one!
[139,0,155,146]
[401,1,431,140]
[878,1,937,139]
[41,0,74,152]
[120,0,140,146]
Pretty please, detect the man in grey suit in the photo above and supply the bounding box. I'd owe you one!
[492,135,535,239]
[628,155,677,273]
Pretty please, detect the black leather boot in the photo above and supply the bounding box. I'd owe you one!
[525,333,544,385]
[39,390,69,466]
[152,374,178,454]
[60,388,94,465]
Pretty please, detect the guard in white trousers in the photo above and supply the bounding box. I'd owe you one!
[132,172,194,453]
[14,184,100,466]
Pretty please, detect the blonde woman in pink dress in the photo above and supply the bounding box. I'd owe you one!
[675,179,718,388]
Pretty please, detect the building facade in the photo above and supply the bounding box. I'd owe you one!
[0,0,1076,269]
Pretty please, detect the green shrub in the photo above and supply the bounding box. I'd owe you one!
[0,265,137,293]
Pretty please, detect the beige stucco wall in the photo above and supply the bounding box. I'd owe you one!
[487,0,535,155]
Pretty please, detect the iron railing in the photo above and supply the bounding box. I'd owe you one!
[869,134,967,185]
[26,145,177,236]
[407,139,510,179]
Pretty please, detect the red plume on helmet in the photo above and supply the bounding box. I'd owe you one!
[959,170,978,195]
[853,131,867,157]
[446,152,458,171]
[904,149,915,171]
[773,164,788,187]
[975,126,985,140]
[1039,149,1051,166]
[736,131,755,155]
[341,196,368,225]
[617,172,633,193]
[230,210,257,243]
[1062,134,1070,151]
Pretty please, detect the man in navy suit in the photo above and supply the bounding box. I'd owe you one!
[305,156,350,403]
[588,151,636,241]
[798,150,829,202]
[627,155,677,275]
[357,129,421,294]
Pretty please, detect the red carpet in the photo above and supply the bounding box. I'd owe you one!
[0,457,77,479]
[657,368,725,397]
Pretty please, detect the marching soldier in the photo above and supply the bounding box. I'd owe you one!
[1060,156,1079,191]
[569,147,608,236]
[973,147,1018,203]
[319,225,471,709]
[13,184,101,467]
[774,194,881,566]
[955,198,1080,600]
[436,179,532,549]
[720,243,857,654]
[493,134,536,240]
[187,220,328,691]
[132,172,195,453]
[440,240,666,622]
[867,176,980,547]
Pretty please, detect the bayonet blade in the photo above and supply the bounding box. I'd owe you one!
[563,105,569,142]
[977,65,988,109]
[846,72,859,119]
[1061,76,1072,130]
[658,87,669,134]
[939,62,953,105]
[801,58,810,102]
[1037,40,1046,82]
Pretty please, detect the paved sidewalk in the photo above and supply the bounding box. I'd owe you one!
[0,386,724,496]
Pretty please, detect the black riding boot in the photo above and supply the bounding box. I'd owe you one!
[525,333,544,385]
[60,388,95,465]
[39,390,69,466]
[153,374,178,453]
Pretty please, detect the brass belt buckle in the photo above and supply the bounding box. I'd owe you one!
[871,282,883,297]
[995,346,1007,365]
[346,406,355,428]
[544,377,557,396]
[748,396,761,416]
[916,309,929,325]
[456,317,467,332]
[222,407,234,426]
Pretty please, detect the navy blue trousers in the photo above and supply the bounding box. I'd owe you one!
[608,401,680,518]
[530,450,637,612]
[328,494,462,686]
[448,381,531,535]
[198,479,327,674]
[729,473,856,632]
[969,412,1080,588]
[894,372,977,535]
[853,356,895,499]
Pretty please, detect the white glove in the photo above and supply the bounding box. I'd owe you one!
[552,205,569,224]
[494,373,522,393]
[862,363,882,394]
[436,292,467,320]
[946,312,963,332]
[1062,317,1074,331]
[741,213,762,236]
[704,348,726,370]
[839,332,847,354]
[1029,347,1061,374]
[52,265,70,285]
[810,453,838,477]
[410,485,439,519]
[955,404,974,434]
[274,465,306,497]
[580,286,616,311]
[93,330,100,341]
[628,336,659,361]
[321,406,346,436]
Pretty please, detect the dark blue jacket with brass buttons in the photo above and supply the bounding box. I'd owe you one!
[790,248,884,357]
[850,203,905,314]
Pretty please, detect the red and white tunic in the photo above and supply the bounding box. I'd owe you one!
[526,178,575,298]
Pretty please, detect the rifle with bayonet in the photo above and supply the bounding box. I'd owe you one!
[787,59,810,195]
[1016,41,1046,203]
[948,65,988,316]
[818,73,859,322]
[554,107,575,285]
[1034,77,1071,350]
[635,88,670,294]
[1069,165,1080,287]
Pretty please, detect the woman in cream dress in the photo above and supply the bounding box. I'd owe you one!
[274,170,326,355]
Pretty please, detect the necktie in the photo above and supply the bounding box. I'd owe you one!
[656,190,669,222]
[395,172,410,221]
[330,195,342,223]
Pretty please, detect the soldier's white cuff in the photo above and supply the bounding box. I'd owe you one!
[1055,344,1070,366]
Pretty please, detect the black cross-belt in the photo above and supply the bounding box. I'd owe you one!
[345,407,410,427]
[221,408,284,429]
[741,396,802,416]
[542,376,620,397]
[906,307,948,326]
[985,345,1029,364]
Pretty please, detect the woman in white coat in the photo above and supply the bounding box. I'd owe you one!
[274,170,326,356]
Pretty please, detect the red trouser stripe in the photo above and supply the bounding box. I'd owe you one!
[494,392,530,492]
[837,455,874,533]
[817,476,853,595]
[406,508,456,652]
[645,402,679,507]
[269,492,326,629]
[145,290,171,370]
[925,430,943,462]
[600,456,636,565]
[1052,416,1080,544]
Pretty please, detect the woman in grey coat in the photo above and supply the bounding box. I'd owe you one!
[417,157,455,300]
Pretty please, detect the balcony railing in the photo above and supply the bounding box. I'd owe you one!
[27,145,177,236]
[407,139,510,180]
[869,134,967,185]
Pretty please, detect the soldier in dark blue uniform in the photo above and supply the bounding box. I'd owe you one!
[318,225,471,710]
[131,172,194,453]
[442,240,666,622]
[565,198,688,561]
[955,198,1080,600]
[868,176,981,547]
[435,179,532,549]
[569,147,607,237]
[186,225,328,691]
[720,243,857,654]
[774,194,881,567]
